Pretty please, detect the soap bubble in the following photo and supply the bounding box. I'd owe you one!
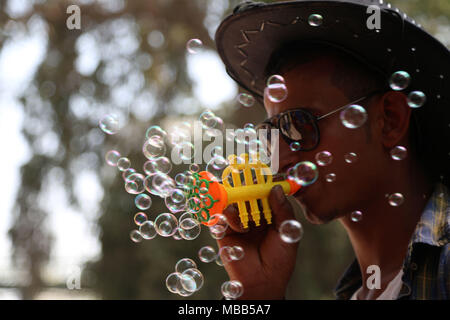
[221,280,244,299]
[315,151,333,166]
[390,146,407,160]
[340,105,367,129]
[290,142,301,151]
[199,110,216,128]
[389,71,411,91]
[125,173,145,194]
[206,156,229,182]
[165,189,187,213]
[143,157,172,175]
[139,220,157,239]
[133,212,148,226]
[155,213,178,237]
[166,272,182,294]
[325,173,336,183]
[350,210,362,222]
[186,38,203,54]
[135,194,152,210]
[99,114,119,134]
[181,268,204,292]
[198,246,217,263]
[178,218,201,240]
[308,14,323,27]
[175,173,188,186]
[219,246,234,263]
[388,193,404,206]
[189,163,200,173]
[215,255,224,266]
[117,157,131,171]
[265,75,288,103]
[129,230,143,243]
[175,258,197,273]
[344,152,358,164]
[209,228,226,240]
[209,214,229,234]
[105,150,121,166]
[122,168,136,181]
[230,246,245,261]
[145,125,167,140]
[237,93,255,107]
[407,91,426,108]
[289,161,318,187]
[279,220,303,243]
[143,136,166,159]
[147,172,175,197]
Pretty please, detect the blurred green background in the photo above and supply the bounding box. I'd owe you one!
[0,0,448,300]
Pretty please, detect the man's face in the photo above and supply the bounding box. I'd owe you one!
[264,56,386,224]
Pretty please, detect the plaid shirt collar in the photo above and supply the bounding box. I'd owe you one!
[334,183,450,300]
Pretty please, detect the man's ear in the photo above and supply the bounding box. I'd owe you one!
[377,91,411,148]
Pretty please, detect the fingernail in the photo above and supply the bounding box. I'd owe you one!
[275,185,284,200]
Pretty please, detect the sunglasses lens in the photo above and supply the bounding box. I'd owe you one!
[279,110,318,150]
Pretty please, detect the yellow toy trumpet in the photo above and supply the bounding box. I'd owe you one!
[187,153,301,229]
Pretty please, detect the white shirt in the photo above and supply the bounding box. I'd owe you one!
[350,269,404,300]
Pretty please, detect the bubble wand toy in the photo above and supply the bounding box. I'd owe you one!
[186,153,301,229]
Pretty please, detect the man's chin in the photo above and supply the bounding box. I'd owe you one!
[293,195,337,225]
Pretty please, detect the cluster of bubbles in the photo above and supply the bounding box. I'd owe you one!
[219,245,245,263]
[166,258,204,297]
[389,71,426,108]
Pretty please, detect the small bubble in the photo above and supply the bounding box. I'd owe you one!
[186,39,203,54]
[133,212,148,226]
[139,220,157,239]
[166,272,182,294]
[288,161,318,187]
[350,211,362,222]
[181,268,204,292]
[407,91,426,108]
[129,230,143,243]
[325,173,336,183]
[308,14,323,27]
[221,280,244,299]
[340,105,367,129]
[143,136,166,159]
[99,114,119,135]
[145,125,167,140]
[190,163,200,173]
[315,151,333,166]
[105,150,121,166]
[219,246,234,263]
[344,152,358,164]
[175,258,197,274]
[290,141,301,151]
[389,71,411,91]
[279,220,303,243]
[230,246,245,261]
[155,213,178,237]
[265,75,288,103]
[135,194,152,210]
[198,246,217,263]
[388,193,404,206]
[390,146,407,160]
[117,157,131,171]
[237,93,255,107]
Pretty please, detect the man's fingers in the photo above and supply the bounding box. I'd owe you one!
[221,204,248,233]
[268,185,297,230]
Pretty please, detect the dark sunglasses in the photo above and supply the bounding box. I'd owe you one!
[255,90,383,153]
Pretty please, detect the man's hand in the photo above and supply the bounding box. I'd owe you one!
[216,185,300,299]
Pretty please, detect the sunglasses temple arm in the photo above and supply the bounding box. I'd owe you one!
[316,95,370,121]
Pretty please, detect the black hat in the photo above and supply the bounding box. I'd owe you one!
[215,0,450,185]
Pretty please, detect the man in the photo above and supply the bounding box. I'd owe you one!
[213,0,449,300]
